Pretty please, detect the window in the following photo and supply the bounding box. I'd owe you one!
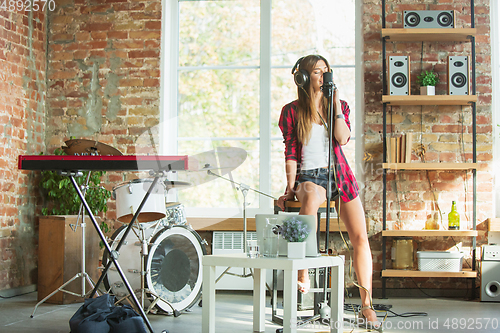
[161,0,358,217]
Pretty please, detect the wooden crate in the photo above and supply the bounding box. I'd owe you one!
[38,215,101,304]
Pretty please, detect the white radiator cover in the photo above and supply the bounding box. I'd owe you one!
[212,232,281,290]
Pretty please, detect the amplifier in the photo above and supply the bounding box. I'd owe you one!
[298,268,327,311]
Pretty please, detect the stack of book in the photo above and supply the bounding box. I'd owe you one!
[386,133,413,163]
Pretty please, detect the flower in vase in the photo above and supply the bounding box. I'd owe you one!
[281,217,310,242]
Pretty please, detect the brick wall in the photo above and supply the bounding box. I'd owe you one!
[362,0,492,290]
[0,8,46,290]
[46,0,162,225]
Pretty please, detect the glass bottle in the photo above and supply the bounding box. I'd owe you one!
[425,212,439,230]
[448,201,460,230]
[262,217,279,257]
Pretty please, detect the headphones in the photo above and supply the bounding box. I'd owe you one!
[291,56,309,87]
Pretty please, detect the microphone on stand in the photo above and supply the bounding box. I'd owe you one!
[321,70,336,98]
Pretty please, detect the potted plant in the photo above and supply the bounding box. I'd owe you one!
[39,148,112,243]
[417,70,438,95]
[281,216,310,259]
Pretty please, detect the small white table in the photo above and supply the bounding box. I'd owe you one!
[202,253,344,333]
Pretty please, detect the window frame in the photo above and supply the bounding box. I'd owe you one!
[160,0,363,217]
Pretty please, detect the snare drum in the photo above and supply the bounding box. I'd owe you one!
[164,202,187,226]
[113,179,166,223]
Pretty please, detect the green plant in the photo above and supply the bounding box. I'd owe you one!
[281,217,310,242]
[39,148,112,217]
[417,70,438,87]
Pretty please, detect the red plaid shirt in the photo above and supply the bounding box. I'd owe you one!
[278,100,359,202]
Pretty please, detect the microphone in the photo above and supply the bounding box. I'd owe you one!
[321,70,335,97]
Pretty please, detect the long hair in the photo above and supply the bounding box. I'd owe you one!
[295,55,331,145]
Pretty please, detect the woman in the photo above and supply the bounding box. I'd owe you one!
[277,55,378,326]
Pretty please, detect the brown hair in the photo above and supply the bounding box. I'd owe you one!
[295,55,331,145]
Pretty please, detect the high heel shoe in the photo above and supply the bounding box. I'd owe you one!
[297,281,310,294]
[358,306,383,332]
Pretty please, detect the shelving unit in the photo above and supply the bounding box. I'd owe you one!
[381,0,477,298]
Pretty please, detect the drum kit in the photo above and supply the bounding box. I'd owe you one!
[45,139,248,319]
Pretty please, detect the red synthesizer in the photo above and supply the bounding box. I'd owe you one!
[18,155,189,172]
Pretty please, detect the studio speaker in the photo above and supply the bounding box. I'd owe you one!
[297,268,326,311]
[403,10,455,29]
[448,56,470,95]
[387,55,410,96]
[481,246,500,302]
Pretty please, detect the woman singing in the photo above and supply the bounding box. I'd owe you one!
[277,54,379,327]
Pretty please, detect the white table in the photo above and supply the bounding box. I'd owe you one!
[202,253,344,333]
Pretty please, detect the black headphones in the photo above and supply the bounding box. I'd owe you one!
[291,56,308,87]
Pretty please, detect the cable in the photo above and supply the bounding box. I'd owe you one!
[0,290,36,299]
[344,303,427,319]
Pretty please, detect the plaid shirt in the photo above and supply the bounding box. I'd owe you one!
[278,99,359,202]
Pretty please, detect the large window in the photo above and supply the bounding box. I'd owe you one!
[162,0,358,217]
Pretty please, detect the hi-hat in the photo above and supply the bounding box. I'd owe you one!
[62,139,123,156]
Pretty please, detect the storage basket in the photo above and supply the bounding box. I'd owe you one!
[417,251,463,272]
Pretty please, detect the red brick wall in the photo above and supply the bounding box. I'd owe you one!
[363,0,492,290]
[46,0,162,225]
[0,8,47,290]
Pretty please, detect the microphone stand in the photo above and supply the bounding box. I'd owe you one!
[319,72,337,320]
[205,169,277,283]
[322,72,336,256]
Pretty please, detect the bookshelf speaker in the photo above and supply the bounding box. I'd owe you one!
[448,56,469,95]
[404,10,455,29]
[388,56,410,96]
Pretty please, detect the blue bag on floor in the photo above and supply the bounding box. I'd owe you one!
[69,294,147,333]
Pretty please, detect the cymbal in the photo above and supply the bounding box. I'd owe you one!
[181,147,247,185]
[62,139,123,156]
[164,180,192,190]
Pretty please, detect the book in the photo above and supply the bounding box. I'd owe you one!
[390,137,397,163]
[405,133,413,163]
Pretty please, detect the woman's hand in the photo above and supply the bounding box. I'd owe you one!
[277,191,295,211]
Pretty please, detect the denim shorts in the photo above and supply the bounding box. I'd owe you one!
[295,168,339,199]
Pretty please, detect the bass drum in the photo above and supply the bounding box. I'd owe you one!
[146,225,206,312]
[102,223,158,301]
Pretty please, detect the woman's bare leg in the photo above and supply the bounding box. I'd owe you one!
[294,181,326,293]
[338,196,378,324]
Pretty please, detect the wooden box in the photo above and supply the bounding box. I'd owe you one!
[38,215,101,304]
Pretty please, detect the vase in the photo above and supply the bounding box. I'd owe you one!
[287,242,306,259]
[420,86,435,95]
[262,217,279,257]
